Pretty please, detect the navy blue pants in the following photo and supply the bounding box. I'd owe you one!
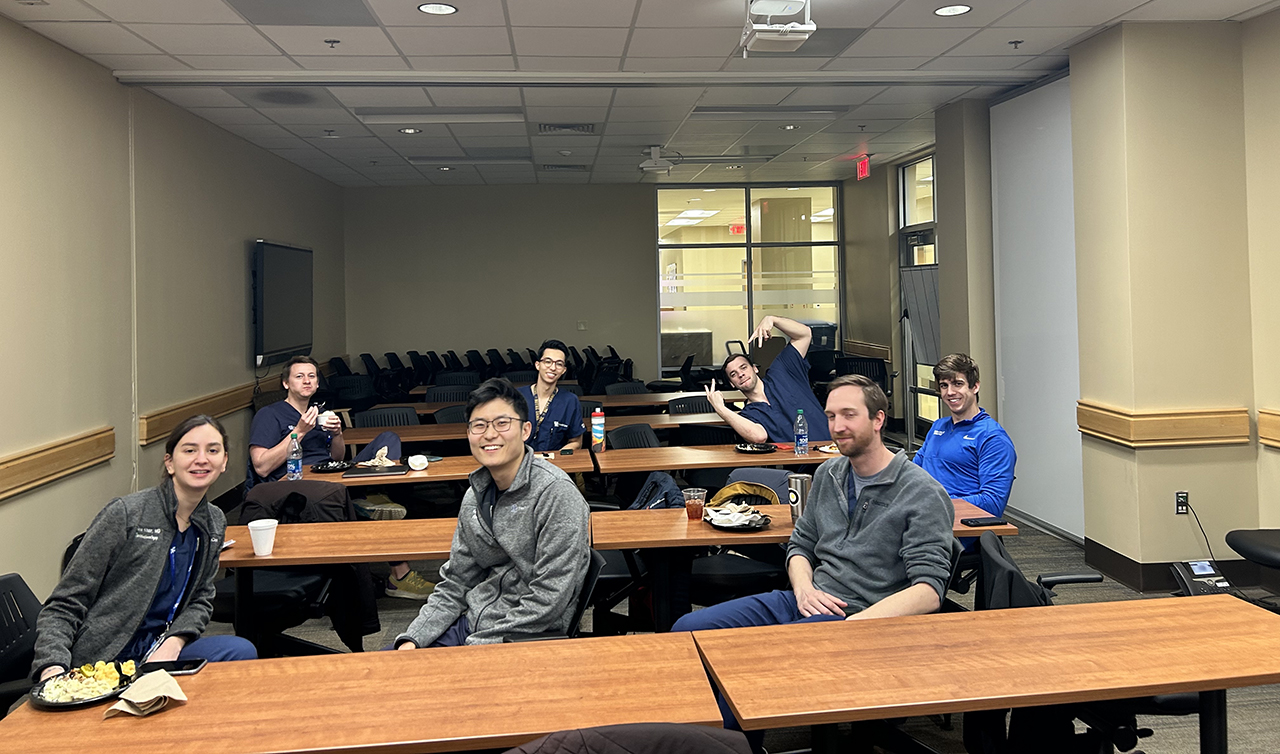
[382,616,471,650]
[178,634,258,662]
[672,590,844,744]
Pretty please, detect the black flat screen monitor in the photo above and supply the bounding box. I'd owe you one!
[252,239,312,367]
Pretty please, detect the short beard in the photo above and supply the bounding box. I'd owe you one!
[838,432,877,460]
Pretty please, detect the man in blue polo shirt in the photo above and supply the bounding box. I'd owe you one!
[518,339,584,452]
[912,353,1017,519]
[705,315,830,445]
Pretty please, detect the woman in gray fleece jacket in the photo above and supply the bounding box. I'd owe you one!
[31,415,257,683]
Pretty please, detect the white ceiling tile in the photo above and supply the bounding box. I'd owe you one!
[721,56,827,71]
[993,0,1143,27]
[147,86,244,107]
[408,56,516,70]
[807,0,900,27]
[612,87,705,107]
[600,133,671,146]
[5,0,106,21]
[846,102,935,119]
[389,26,511,55]
[821,118,905,133]
[876,0,1024,28]
[609,105,692,121]
[512,27,629,56]
[25,21,161,54]
[282,122,372,138]
[426,86,521,106]
[176,54,298,69]
[840,28,974,58]
[627,27,742,57]
[623,57,726,72]
[821,56,932,71]
[83,0,243,23]
[310,136,391,151]
[698,87,795,106]
[525,106,608,122]
[328,86,431,108]
[1120,0,1272,20]
[447,122,529,137]
[675,121,754,135]
[634,0,747,27]
[455,135,531,147]
[256,26,397,56]
[376,130,457,144]
[400,143,468,157]
[964,84,1018,99]
[780,86,886,106]
[508,0,639,27]
[521,87,614,107]
[529,134,601,147]
[293,56,409,70]
[947,27,1093,56]
[243,136,309,149]
[260,108,359,124]
[188,107,271,124]
[605,120,682,134]
[366,0,507,26]
[1017,54,1068,71]
[223,123,294,138]
[126,23,276,55]
[864,85,975,105]
[517,57,621,71]
[87,53,189,69]
[920,55,1039,71]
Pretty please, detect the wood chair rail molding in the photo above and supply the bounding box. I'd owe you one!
[842,339,892,360]
[1076,400,1250,449]
[137,356,347,446]
[0,427,115,502]
[1258,409,1280,450]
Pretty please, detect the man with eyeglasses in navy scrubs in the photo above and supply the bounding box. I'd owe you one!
[518,339,584,452]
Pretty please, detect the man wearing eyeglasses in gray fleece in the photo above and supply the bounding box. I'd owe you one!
[394,378,591,648]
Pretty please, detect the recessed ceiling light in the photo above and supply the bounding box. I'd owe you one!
[703,189,717,192]
[418,3,457,14]
[933,4,971,16]
[438,166,452,171]
[557,149,573,156]
[688,197,702,202]
[399,127,422,134]
[787,187,800,191]
[725,165,743,170]
[779,124,800,131]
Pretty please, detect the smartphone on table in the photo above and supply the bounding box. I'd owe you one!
[139,658,208,676]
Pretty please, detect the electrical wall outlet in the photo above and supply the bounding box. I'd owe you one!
[1176,491,1189,515]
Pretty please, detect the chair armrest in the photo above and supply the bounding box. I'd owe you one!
[1037,572,1104,589]
[589,501,621,512]
[502,633,569,643]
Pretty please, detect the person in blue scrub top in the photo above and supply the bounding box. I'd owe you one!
[518,339,584,452]
[705,315,831,445]
[912,353,1017,519]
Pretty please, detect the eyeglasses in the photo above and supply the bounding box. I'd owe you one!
[467,415,521,435]
[538,359,567,370]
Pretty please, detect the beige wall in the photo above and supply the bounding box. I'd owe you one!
[1244,10,1280,527]
[0,16,344,597]
[343,185,659,381]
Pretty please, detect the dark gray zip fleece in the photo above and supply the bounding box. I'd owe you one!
[31,479,224,680]
[397,447,591,646]
[787,451,954,615]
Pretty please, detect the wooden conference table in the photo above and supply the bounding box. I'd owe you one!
[3,633,720,754]
[594,444,832,474]
[695,594,1280,754]
[400,389,744,409]
[299,451,594,487]
[343,413,728,447]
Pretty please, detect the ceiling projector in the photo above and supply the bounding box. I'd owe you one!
[639,146,675,174]
[741,0,815,53]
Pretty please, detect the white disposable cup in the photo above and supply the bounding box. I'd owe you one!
[247,519,279,557]
[408,454,429,471]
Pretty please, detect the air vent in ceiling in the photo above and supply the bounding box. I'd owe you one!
[539,164,589,172]
[253,89,320,106]
[538,123,595,135]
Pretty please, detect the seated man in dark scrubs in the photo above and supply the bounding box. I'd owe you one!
[518,339,584,452]
[705,316,831,445]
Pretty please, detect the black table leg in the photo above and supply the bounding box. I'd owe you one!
[1200,689,1227,754]
[811,723,843,754]
[233,567,255,645]
[652,550,672,632]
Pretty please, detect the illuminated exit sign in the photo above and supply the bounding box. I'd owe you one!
[855,155,870,180]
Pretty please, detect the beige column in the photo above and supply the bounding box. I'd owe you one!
[1071,23,1258,589]
[935,99,998,417]
[840,169,901,413]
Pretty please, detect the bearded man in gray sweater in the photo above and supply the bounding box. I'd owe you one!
[395,378,591,648]
[673,374,954,735]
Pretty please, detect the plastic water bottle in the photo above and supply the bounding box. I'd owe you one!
[286,433,303,480]
[591,407,606,452]
[794,410,808,456]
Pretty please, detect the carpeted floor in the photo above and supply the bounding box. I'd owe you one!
[208,504,1280,753]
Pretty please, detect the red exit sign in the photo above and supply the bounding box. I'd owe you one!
[855,155,870,180]
[729,223,746,235]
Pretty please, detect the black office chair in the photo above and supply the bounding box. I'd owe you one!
[604,382,648,396]
[445,350,466,372]
[328,356,353,377]
[668,395,713,415]
[353,406,419,428]
[562,384,584,397]
[836,356,896,406]
[326,375,377,413]
[808,349,841,385]
[580,400,602,424]
[359,353,383,377]
[406,351,433,386]
[505,370,538,383]
[648,354,696,393]
[607,423,659,449]
[0,573,41,717]
[425,351,448,375]
[503,550,607,642]
[434,405,469,425]
[688,469,792,607]
[384,353,407,372]
[486,349,510,375]
[507,349,530,371]
[502,723,752,754]
[423,385,473,403]
[437,371,481,387]
[464,350,491,377]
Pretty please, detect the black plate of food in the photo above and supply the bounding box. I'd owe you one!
[311,460,354,474]
[28,661,136,710]
[734,443,777,454]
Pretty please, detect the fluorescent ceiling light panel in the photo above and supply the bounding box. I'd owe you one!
[666,218,703,226]
[359,112,524,124]
[814,208,834,216]
[677,210,720,218]
[690,109,842,122]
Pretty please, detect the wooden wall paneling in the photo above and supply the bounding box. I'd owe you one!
[841,339,891,360]
[1076,400,1251,448]
[0,427,115,501]
[1258,409,1280,450]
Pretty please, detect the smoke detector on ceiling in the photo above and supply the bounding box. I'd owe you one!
[639,146,675,175]
[741,0,815,54]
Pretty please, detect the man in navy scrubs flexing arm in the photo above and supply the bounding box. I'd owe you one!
[704,315,831,445]
[518,339,584,452]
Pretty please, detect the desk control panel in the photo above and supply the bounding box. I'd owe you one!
[1171,560,1234,596]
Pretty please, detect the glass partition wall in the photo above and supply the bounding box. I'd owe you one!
[657,185,841,374]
